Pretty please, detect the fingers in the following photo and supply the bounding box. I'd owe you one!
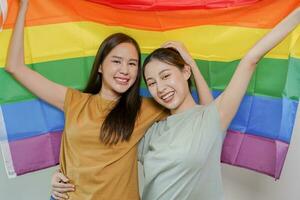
[51,172,75,194]
[161,41,179,49]
[52,184,75,192]
[52,182,75,191]
[55,172,69,183]
[51,191,69,200]
[51,172,70,185]
[52,181,74,188]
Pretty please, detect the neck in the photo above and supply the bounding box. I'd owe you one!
[171,93,196,115]
[99,89,120,101]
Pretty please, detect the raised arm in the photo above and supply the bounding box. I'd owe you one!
[162,41,214,105]
[216,7,300,131]
[5,0,67,111]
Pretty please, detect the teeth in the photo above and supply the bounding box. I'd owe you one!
[162,92,174,100]
[115,78,128,83]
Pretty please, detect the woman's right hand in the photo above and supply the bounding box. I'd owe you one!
[51,170,75,200]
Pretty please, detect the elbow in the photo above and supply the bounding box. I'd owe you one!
[241,54,261,70]
[4,65,17,74]
[5,63,26,75]
[4,64,24,76]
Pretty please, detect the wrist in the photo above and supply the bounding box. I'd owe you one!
[293,7,300,22]
[189,61,198,70]
[19,2,29,11]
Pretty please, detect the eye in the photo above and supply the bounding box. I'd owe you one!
[162,74,170,80]
[129,62,137,66]
[112,60,121,64]
[147,81,156,87]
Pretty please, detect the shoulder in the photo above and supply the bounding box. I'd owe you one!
[141,97,160,108]
[200,101,224,135]
[64,88,92,112]
[138,97,168,122]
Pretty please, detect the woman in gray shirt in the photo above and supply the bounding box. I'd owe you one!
[140,8,300,200]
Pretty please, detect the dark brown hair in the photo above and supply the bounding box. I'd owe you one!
[143,47,192,88]
[84,33,142,145]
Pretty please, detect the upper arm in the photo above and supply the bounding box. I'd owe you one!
[215,59,256,131]
[138,123,156,164]
[138,137,145,164]
[6,65,67,111]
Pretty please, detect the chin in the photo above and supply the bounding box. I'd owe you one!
[157,99,180,111]
[113,85,133,94]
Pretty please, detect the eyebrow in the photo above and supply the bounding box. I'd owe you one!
[129,58,138,63]
[159,69,171,75]
[146,69,170,82]
[112,56,138,63]
[112,56,123,59]
[146,77,154,82]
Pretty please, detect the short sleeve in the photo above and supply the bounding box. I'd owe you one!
[202,101,224,136]
[63,88,88,113]
[138,137,145,164]
[138,123,157,164]
[192,101,225,155]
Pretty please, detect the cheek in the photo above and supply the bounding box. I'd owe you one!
[148,87,158,98]
[131,67,138,77]
[102,64,115,76]
[171,75,188,92]
[167,74,182,86]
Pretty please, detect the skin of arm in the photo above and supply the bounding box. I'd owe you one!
[5,0,67,111]
[162,41,214,105]
[215,7,300,131]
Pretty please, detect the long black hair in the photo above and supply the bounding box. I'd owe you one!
[84,33,142,145]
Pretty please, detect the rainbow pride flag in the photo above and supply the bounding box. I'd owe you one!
[0,0,299,179]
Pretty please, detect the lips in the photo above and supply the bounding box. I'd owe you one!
[114,76,130,85]
[160,91,175,103]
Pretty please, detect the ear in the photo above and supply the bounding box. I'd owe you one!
[182,65,191,80]
[98,65,102,73]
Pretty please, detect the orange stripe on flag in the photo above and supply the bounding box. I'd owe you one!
[4,0,299,31]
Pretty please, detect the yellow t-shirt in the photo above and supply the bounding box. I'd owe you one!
[59,88,166,200]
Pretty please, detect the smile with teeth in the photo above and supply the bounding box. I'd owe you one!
[160,91,175,102]
[114,77,130,85]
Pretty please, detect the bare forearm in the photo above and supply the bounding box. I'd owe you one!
[246,8,300,63]
[216,8,300,131]
[5,2,28,72]
[4,1,67,110]
[190,62,213,105]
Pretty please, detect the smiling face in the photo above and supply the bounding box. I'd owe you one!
[144,59,192,112]
[99,42,139,100]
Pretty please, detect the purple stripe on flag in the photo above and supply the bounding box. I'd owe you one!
[9,131,62,175]
[221,130,289,179]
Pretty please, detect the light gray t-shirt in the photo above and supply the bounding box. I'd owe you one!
[138,102,225,200]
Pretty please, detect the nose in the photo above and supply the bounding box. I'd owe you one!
[119,62,129,75]
[156,81,166,94]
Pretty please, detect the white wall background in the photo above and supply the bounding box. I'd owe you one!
[1,107,299,200]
